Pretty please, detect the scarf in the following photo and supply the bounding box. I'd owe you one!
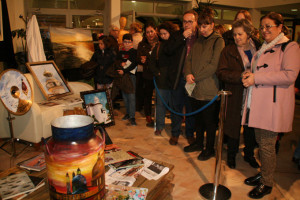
[247,32,284,109]
[237,38,256,70]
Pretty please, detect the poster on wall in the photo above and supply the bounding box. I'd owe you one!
[0,0,3,41]
[49,27,94,70]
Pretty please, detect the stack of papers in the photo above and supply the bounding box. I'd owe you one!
[140,158,169,181]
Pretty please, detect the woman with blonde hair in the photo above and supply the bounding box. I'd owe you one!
[217,19,261,169]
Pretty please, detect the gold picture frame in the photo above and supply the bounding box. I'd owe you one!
[0,0,3,41]
[26,61,73,100]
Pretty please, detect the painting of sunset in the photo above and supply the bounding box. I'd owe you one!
[50,27,94,70]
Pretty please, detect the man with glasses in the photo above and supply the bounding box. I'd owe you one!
[168,10,198,146]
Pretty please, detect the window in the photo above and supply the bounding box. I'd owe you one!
[72,15,104,29]
[155,3,183,15]
[26,0,105,29]
[223,10,237,21]
[122,1,153,13]
[70,0,105,10]
[28,0,68,9]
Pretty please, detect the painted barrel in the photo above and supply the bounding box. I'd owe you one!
[45,115,105,200]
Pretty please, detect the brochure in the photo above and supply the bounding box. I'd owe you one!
[105,144,135,166]
[18,153,46,172]
[185,82,196,96]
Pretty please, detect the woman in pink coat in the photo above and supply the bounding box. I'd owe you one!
[241,12,300,199]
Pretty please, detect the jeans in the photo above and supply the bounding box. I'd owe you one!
[155,88,171,131]
[294,141,300,159]
[170,77,195,138]
[122,74,136,119]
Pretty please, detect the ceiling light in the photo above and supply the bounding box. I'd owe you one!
[291,9,298,12]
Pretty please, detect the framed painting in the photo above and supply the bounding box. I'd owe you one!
[80,89,115,127]
[26,61,73,100]
[294,25,300,44]
[0,0,3,41]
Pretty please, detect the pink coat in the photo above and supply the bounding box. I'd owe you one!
[241,37,300,133]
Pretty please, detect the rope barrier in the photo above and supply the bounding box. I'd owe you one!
[153,77,219,117]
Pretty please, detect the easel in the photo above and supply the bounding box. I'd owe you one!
[0,111,32,157]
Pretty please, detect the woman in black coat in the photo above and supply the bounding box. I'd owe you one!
[217,19,261,169]
[91,35,116,92]
[149,21,185,136]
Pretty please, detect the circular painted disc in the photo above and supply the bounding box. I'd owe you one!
[0,69,33,115]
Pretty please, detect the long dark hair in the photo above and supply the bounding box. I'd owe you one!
[158,21,177,35]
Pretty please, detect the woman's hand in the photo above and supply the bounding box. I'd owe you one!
[186,74,195,84]
[117,70,124,75]
[242,72,255,88]
[141,56,146,64]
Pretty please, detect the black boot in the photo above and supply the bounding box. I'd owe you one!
[244,173,262,186]
[244,156,260,168]
[227,154,236,169]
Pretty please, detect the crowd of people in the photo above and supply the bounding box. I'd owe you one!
[90,7,300,199]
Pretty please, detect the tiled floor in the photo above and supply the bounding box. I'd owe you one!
[1,100,300,200]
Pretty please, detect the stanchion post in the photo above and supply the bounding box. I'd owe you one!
[199,90,232,200]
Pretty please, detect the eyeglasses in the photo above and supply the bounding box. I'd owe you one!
[259,25,277,31]
[183,20,194,25]
[123,41,132,44]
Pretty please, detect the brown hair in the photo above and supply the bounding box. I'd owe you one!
[198,7,215,25]
[260,12,289,35]
[234,10,252,22]
[214,24,226,35]
[130,22,143,33]
[183,9,198,21]
[232,19,255,37]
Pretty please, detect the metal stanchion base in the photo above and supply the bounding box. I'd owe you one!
[199,183,231,200]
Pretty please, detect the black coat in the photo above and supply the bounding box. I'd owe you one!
[90,48,116,85]
[137,37,157,80]
[217,39,261,139]
[149,31,185,90]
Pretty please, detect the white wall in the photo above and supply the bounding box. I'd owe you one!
[7,0,26,53]
[110,0,121,28]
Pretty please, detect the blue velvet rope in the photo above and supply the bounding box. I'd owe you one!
[153,77,219,117]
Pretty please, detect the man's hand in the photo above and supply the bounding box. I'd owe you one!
[186,74,195,84]
[183,29,193,39]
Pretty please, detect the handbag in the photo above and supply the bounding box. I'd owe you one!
[80,61,98,80]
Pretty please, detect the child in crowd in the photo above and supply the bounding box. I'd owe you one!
[116,34,138,126]
[90,35,116,96]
